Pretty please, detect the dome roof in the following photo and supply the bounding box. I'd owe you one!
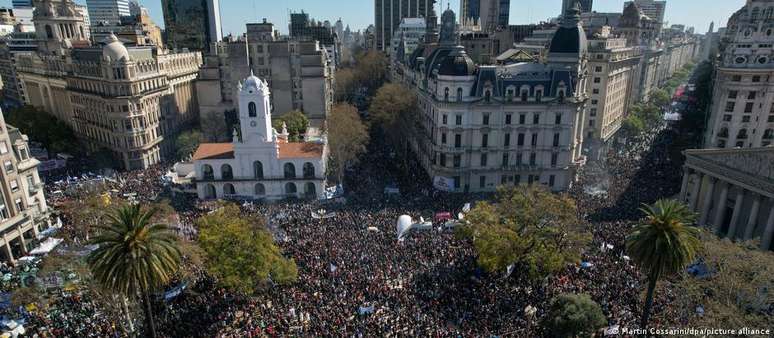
[242,70,267,93]
[437,46,476,76]
[548,1,587,56]
[102,33,129,62]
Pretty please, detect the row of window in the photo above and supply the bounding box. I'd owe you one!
[202,182,316,198]
[441,112,564,126]
[437,152,561,168]
[440,132,563,148]
[446,174,558,190]
[201,162,316,180]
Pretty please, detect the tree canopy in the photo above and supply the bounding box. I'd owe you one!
[327,103,369,183]
[197,204,297,294]
[457,186,591,280]
[544,293,607,338]
[4,105,81,157]
[272,110,310,142]
[175,130,203,160]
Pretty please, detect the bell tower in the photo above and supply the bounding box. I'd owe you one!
[237,71,273,144]
[33,0,88,55]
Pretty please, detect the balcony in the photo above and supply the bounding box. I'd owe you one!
[194,175,325,183]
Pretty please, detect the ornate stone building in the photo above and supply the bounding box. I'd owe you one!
[392,6,588,192]
[193,73,328,201]
[0,109,49,264]
[704,0,774,149]
[14,0,202,169]
[680,147,774,251]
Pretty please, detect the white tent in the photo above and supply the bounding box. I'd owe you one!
[396,215,413,240]
[29,238,63,256]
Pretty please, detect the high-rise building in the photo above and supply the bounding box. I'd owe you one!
[562,0,592,15]
[623,0,666,32]
[161,0,222,51]
[462,0,509,32]
[85,0,131,26]
[374,0,435,51]
[0,109,50,264]
[705,0,774,150]
[460,0,481,25]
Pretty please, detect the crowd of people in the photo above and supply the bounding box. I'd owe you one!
[3,116,696,337]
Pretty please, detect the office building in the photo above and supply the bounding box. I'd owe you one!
[374,0,435,51]
[704,0,774,150]
[90,6,163,47]
[161,0,222,51]
[0,31,36,106]
[15,0,202,169]
[85,0,130,26]
[392,7,589,192]
[0,109,50,264]
[193,72,328,201]
[390,18,426,61]
[623,0,666,33]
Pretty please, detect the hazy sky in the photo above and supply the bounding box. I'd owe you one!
[1,0,746,36]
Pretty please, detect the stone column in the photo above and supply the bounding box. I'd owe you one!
[743,195,762,241]
[698,177,716,227]
[760,208,774,251]
[712,182,730,234]
[689,173,703,211]
[726,191,745,239]
[17,227,27,255]
[679,168,691,202]
[2,234,13,264]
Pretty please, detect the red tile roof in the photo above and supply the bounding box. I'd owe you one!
[192,143,234,160]
[278,142,324,159]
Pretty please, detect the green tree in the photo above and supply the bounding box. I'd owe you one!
[458,186,591,280]
[353,50,388,96]
[650,88,671,107]
[175,130,203,160]
[4,105,81,157]
[197,204,297,294]
[369,83,419,152]
[335,67,358,103]
[626,199,701,330]
[672,234,774,329]
[272,110,310,142]
[622,115,646,136]
[327,103,369,183]
[87,205,181,338]
[544,293,607,338]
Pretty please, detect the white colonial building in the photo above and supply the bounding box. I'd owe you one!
[192,72,328,201]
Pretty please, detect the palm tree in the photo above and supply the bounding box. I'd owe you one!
[626,199,701,331]
[87,204,181,338]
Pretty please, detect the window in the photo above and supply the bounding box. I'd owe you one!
[748,92,757,100]
[0,142,6,154]
[745,102,754,113]
[551,153,558,167]
[453,176,461,189]
[594,77,601,83]
[248,102,257,117]
[14,198,23,212]
[444,87,450,101]
[535,90,542,102]
[303,162,315,178]
[453,155,461,168]
[253,161,263,179]
[592,88,600,94]
[285,182,297,195]
[457,88,463,102]
[502,153,509,167]
[725,102,736,112]
[221,164,233,180]
[555,113,562,125]
[516,153,523,165]
[521,90,529,101]
[481,134,489,148]
[752,75,761,83]
[479,176,486,188]
[10,179,18,192]
[442,114,448,124]
[3,160,12,172]
[45,25,53,39]
[590,108,597,117]
[529,153,536,166]
[742,115,751,123]
[456,115,462,125]
[553,133,560,147]
[533,114,540,125]
[202,164,214,180]
[514,175,521,184]
[591,99,598,105]
[441,133,447,144]
[517,133,525,146]
[769,115,774,123]
[455,134,462,148]
[440,153,447,166]
[728,91,738,99]
[594,66,602,72]
[732,75,742,82]
[723,114,732,122]
[737,129,749,139]
[480,154,488,167]
[482,114,490,125]
[255,183,266,196]
[589,119,595,127]
[284,163,296,179]
[505,114,512,125]
[504,133,511,147]
[549,175,556,187]
[531,133,538,147]
[519,114,526,124]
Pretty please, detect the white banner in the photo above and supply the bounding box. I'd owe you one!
[433,176,454,192]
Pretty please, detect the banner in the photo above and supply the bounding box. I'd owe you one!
[433,176,454,192]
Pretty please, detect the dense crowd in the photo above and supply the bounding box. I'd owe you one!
[4,117,694,336]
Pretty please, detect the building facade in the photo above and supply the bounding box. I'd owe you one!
[0,109,49,264]
[562,0,592,15]
[478,0,510,32]
[0,31,36,106]
[374,0,435,51]
[623,0,665,34]
[390,18,426,60]
[85,0,130,26]
[392,7,588,192]
[193,73,328,201]
[679,147,774,251]
[14,0,202,170]
[161,0,221,51]
[584,32,642,159]
[197,21,334,134]
[704,0,774,150]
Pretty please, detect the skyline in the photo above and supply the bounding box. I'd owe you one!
[0,0,746,37]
